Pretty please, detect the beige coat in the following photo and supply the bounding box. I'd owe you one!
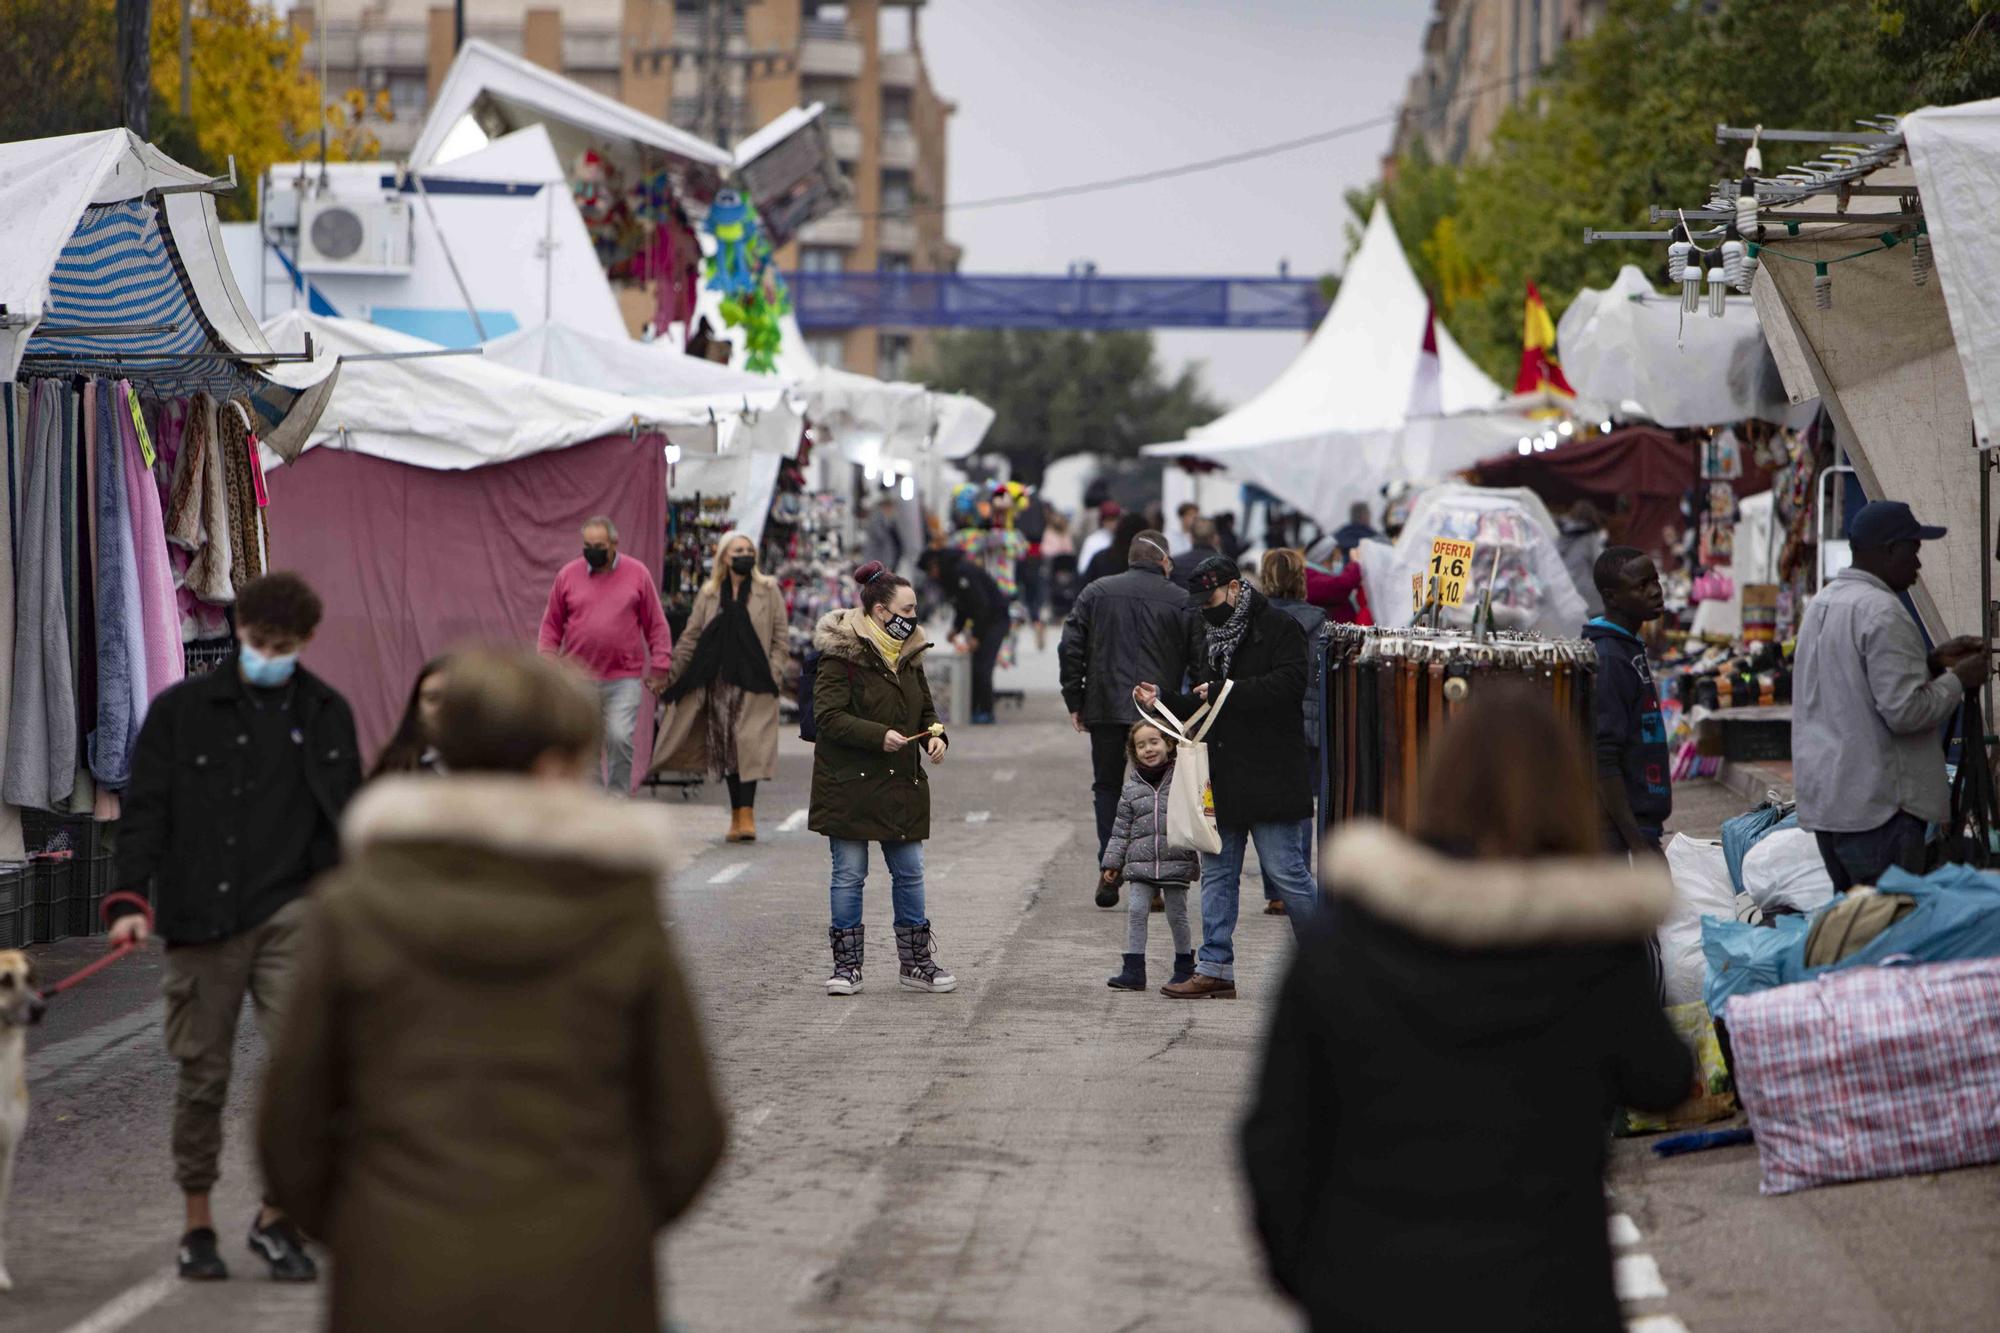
[649,573,789,783]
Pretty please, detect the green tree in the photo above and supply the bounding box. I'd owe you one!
[1873,0,2000,106]
[913,329,1223,484]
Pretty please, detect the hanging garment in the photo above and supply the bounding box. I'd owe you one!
[67,384,96,816]
[2,381,78,810]
[0,389,25,854]
[164,392,208,551]
[91,380,147,790]
[118,382,185,702]
[218,400,264,588]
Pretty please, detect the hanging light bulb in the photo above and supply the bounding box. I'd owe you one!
[664,441,683,465]
[1682,254,1705,314]
[1735,174,1759,236]
[1517,436,1533,455]
[1721,239,1747,290]
[1814,261,1832,311]
[1557,419,1574,437]
[1738,241,1761,293]
[1542,429,1559,450]
[881,466,898,490]
[1667,239,1693,284]
[900,475,915,501]
[863,460,878,481]
[1707,262,1728,318]
[1600,420,1615,433]
[1912,229,1933,286]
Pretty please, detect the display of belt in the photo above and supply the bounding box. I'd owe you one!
[1318,625,1597,833]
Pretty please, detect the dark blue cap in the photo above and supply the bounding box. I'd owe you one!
[1849,500,1947,550]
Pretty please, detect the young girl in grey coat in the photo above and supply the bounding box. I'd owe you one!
[1100,721,1199,991]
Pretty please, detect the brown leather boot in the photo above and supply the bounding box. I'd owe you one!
[727,808,756,842]
[1161,974,1237,1000]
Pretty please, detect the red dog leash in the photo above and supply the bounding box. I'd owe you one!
[39,892,157,998]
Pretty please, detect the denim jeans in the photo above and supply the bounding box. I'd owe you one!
[829,838,928,930]
[597,677,645,794]
[1198,821,1319,980]
[1264,815,1317,900]
[1815,811,1927,893]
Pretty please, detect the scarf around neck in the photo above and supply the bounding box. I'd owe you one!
[857,609,905,669]
[661,574,777,704]
[1207,584,1260,680]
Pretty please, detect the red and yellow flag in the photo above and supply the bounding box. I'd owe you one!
[1513,280,1576,397]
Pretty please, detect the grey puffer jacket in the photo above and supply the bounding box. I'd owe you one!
[1102,765,1201,885]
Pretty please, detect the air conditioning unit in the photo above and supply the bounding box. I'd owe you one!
[297,196,414,275]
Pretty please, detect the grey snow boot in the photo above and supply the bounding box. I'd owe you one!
[827,925,864,995]
[895,921,958,993]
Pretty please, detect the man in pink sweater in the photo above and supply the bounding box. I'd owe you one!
[537,516,674,792]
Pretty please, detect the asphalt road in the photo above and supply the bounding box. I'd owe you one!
[2,645,1995,1331]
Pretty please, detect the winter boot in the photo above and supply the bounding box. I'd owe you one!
[1107,954,1147,991]
[827,925,864,995]
[895,921,959,993]
[1170,952,1197,986]
[728,808,758,842]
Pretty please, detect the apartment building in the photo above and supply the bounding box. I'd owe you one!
[294,0,957,378]
[1390,0,1606,167]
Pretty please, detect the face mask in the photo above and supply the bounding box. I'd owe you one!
[1202,601,1236,628]
[730,555,756,577]
[583,546,611,571]
[240,642,298,688]
[882,612,918,642]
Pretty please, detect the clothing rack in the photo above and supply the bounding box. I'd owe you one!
[1319,624,1597,834]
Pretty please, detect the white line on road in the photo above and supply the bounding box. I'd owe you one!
[1626,1318,1690,1333]
[992,769,1016,783]
[1614,1253,1669,1302]
[708,863,749,885]
[777,808,809,833]
[965,811,991,824]
[1608,1213,1642,1247]
[58,1268,179,1333]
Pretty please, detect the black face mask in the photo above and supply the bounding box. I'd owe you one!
[882,612,918,642]
[730,555,756,577]
[583,546,611,571]
[1202,601,1236,627]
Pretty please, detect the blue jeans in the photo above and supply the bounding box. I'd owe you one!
[597,677,645,794]
[1198,821,1318,981]
[829,838,928,930]
[1814,812,1927,893]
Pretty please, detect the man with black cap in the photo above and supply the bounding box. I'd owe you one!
[1135,555,1317,999]
[1795,500,1990,890]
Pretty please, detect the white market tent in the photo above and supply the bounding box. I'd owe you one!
[1905,99,2000,452]
[1144,203,1518,522]
[482,321,805,455]
[0,129,333,451]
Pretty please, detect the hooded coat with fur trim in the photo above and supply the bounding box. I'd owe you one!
[257,776,726,1333]
[1241,824,1693,1333]
[808,608,946,842]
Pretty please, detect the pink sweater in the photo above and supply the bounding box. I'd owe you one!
[537,556,674,681]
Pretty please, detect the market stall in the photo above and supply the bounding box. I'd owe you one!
[1355,483,1588,638]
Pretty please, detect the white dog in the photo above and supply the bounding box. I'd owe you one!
[0,949,45,1291]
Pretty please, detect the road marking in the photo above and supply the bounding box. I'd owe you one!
[58,1269,179,1333]
[707,863,749,885]
[965,811,991,824]
[1626,1318,1690,1333]
[1609,1213,1642,1247]
[992,769,1016,783]
[1614,1253,1669,1302]
[778,808,809,833]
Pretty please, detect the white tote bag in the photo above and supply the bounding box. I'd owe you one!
[1136,680,1234,856]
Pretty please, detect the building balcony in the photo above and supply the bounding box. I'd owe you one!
[355,26,427,68]
[798,211,864,248]
[880,49,919,87]
[879,125,917,171]
[801,33,863,78]
[878,215,917,254]
[827,122,863,163]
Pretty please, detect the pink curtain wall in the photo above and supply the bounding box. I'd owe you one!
[262,434,669,770]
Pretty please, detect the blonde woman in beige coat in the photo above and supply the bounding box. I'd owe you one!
[650,531,790,841]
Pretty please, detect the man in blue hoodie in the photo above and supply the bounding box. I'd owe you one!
[1584,547,1670,855]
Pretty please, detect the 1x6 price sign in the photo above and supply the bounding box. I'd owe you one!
[1427,538,1476,607]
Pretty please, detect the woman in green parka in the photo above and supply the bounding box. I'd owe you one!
[809,561,957,996]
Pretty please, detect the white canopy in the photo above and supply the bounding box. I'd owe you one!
[1556,264,1795,427]
[481,321,804,455]
[260,312,714,471]
[1144,203,1508,521]
[801,367,995,466]
[1904,98,2000,451]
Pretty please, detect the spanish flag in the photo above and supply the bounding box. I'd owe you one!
[1514,280,1576,397]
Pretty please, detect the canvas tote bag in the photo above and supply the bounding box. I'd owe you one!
[1135,680,1235,855]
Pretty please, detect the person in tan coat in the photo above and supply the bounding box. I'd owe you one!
[650,530,790,841]
[257,649,726,1332]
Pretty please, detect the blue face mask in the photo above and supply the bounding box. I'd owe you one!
[239,642,299,688]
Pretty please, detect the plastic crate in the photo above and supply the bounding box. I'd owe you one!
[66,854,114,938]
[0,864,25,950]
[20,810,114,860]
[28,854,75,945]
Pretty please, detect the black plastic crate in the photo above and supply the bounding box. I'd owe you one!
[20,810,114,860]
[0,864,25,950]
[67,855,114,938]
[28,854,75,945]
[1721,717,1793,763]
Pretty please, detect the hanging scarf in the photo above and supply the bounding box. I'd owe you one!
[661,574,777,704]
[1206,584,1261,681]
[857,609,905,670]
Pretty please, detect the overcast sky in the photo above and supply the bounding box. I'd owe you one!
[918,0,1431,410]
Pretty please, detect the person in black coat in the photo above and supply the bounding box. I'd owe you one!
[919,547,1010,724]
[1240,685,1693,1333]
[1168,517,1224,589]
[1135,556,1316,999]
[1081,512,1149,587]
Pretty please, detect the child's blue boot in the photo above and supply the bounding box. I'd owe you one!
[1107,954,1147,991]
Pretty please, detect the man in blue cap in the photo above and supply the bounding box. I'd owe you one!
[1794,500,1989,890]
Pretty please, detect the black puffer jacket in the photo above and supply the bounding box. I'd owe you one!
[1162,592,1311,827]
[1269,596,1328,753]
[1243,824,1691,1333]
[1059,564,1203,726]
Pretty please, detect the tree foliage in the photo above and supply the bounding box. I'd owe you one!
[913,330,1223,483]
[1369,0,1991,383]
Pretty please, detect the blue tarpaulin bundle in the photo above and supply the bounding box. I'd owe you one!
[1721,801,1797,894]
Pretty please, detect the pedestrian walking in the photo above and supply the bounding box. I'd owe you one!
[1794,501,1990,890]
[1260,547,1327,912]
[1584,546,1671,855]
[1076,500,1122,577]
[650,530,790,841]
[919,546,1010,725]
[109,571,361,1283]
[1169,517,1223,589]
[1081,512,1148,587]
[1168,501,1201,556]
[536,515,674,794]
[862,496,906,574]
[1331,501,1382,554]
[258,649,725,1332]
[1241,685,1692,1332]
[809,562,957,996]
[1136,555,1315,999]
[1043,509,1080,626]
[1098,721,1198,992]
[1303,537,1371,624]
[1016,493,1052,651]
[367,656,450,779]
[1059,530,1202,859]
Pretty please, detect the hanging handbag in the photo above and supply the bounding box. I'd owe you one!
[1136,680,1236,856]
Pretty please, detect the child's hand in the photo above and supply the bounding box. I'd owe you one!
[1100,868,1122,886]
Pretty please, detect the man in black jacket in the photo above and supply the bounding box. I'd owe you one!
[1168,518,1223,590]
[1137,556,1315,999]
[919,546,1010,724]
[1060,530,1203,857]
[109,572,362,1284]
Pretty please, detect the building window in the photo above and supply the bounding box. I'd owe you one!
[800,246,847,274]
[878,252,912,275]
[879,334,912,380]
[388,73,428,120]
[803,76,851,124]
[880,169,913,216]
[807,334,846,370]
[882,89,911,131]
